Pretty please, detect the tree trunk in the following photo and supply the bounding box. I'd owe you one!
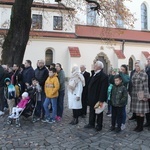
[1,0,33,66]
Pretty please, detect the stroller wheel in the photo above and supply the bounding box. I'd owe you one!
[16,123,21,127]
[7,118,12,125]
[15,119,21,127]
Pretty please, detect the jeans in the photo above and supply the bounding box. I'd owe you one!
[122,106,126,124]
[35,101,42,118]
[41,91,46,118]
[43,97,57,120]
[57,90,65,117]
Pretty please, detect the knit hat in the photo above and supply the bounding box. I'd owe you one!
[22,92,28,98]
[4,78,10,83]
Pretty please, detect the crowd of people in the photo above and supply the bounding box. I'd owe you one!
[0,56,149,133]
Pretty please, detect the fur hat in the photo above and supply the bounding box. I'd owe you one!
[22,92,28,98]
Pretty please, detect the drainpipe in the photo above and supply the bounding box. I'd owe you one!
[122,40,125,53]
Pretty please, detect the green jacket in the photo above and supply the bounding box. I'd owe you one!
[110,84,128,107]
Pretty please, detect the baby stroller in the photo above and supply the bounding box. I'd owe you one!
[6,91,37,127]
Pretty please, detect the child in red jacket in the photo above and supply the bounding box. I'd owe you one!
[9,92,29,118]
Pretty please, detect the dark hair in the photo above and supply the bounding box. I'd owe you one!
[121,64,128,75]
[26,60,32,66]
[32,78,37,81]
[49,68,57,73]
[50,63,56,68]
[20,64,25,70]
[114,75,122,81]
[56,63,62,70]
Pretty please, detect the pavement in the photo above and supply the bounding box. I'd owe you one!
[0,95,150,150]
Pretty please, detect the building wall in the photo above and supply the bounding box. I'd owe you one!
[24,37,149,77]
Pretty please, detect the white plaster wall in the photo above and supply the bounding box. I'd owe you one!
[124,0,150,30]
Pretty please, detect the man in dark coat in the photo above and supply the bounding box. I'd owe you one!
[80,65,90,117]
[84,61,109,131]
[22,60,35,90]
[34,60,49,119]
[144,56,150,128]
[0,64,5,115]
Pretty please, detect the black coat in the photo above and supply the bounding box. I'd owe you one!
[34,66,49,89]
[146,66,150,93]
[88,71,109,107]
[22,66,35,85]
[82,71,90,100]
[128,69,135,95]
[0,65,5,87]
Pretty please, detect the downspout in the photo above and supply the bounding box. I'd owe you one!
[122,40,125,53]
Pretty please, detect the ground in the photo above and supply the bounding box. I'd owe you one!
[0,94,150,150]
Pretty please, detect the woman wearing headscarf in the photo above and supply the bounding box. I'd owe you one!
[130,62,149,132]
[68,66,85,125]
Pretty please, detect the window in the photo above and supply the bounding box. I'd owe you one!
[128,57,133,71]
[141,3,148,30]
[87,4,96,25]
[45,50,53,67]
[116,15,124,28]
[53,16,63,30]
[32,14,42,29]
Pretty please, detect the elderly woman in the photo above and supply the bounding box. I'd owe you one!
[130,62,149,132]
[68,66,85,125]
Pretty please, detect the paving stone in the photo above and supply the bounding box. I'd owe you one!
[0,88,149,149]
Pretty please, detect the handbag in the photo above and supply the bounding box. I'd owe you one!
[137,91,144,101]
[94,102,108,114]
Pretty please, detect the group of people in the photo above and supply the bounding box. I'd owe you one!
[0,60,66,123]
[0,56,150,133]
[67,56,150,133]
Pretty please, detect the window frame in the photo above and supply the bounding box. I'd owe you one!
[32,14,43,29]
[53,16,63,30]
[87,4,96,25]
[141,3,148,30]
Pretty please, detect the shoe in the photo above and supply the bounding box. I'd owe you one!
[95,125,102,131]
[107,114,112,117]
[56,116,61,121]
[106,112,111,115]
[133,126,139,131]
[109,126,115,131]
[116,127,121,133]
[136,117,144,132]
[121,124,126,130]
[84,124,95,129]
[129,116,136,120]
[71,118,78,125]
[143,122,150,127]
[0,111,4,116]
[41,118,49,123]
[9,114,15,118]
[48,119,55,123]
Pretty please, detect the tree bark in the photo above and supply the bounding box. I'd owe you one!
[1,0,33,66]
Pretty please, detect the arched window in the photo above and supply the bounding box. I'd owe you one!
[87,4,96,25]
[45,49,53,67]
[141,3,148,30]
[128,57,133,71]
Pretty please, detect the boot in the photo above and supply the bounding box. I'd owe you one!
[69,118,75,125]
[129,113,136,120]
[71,118,78,125]
[136,117,144,132]
[143,113,150,127]
[133,116,140,131]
